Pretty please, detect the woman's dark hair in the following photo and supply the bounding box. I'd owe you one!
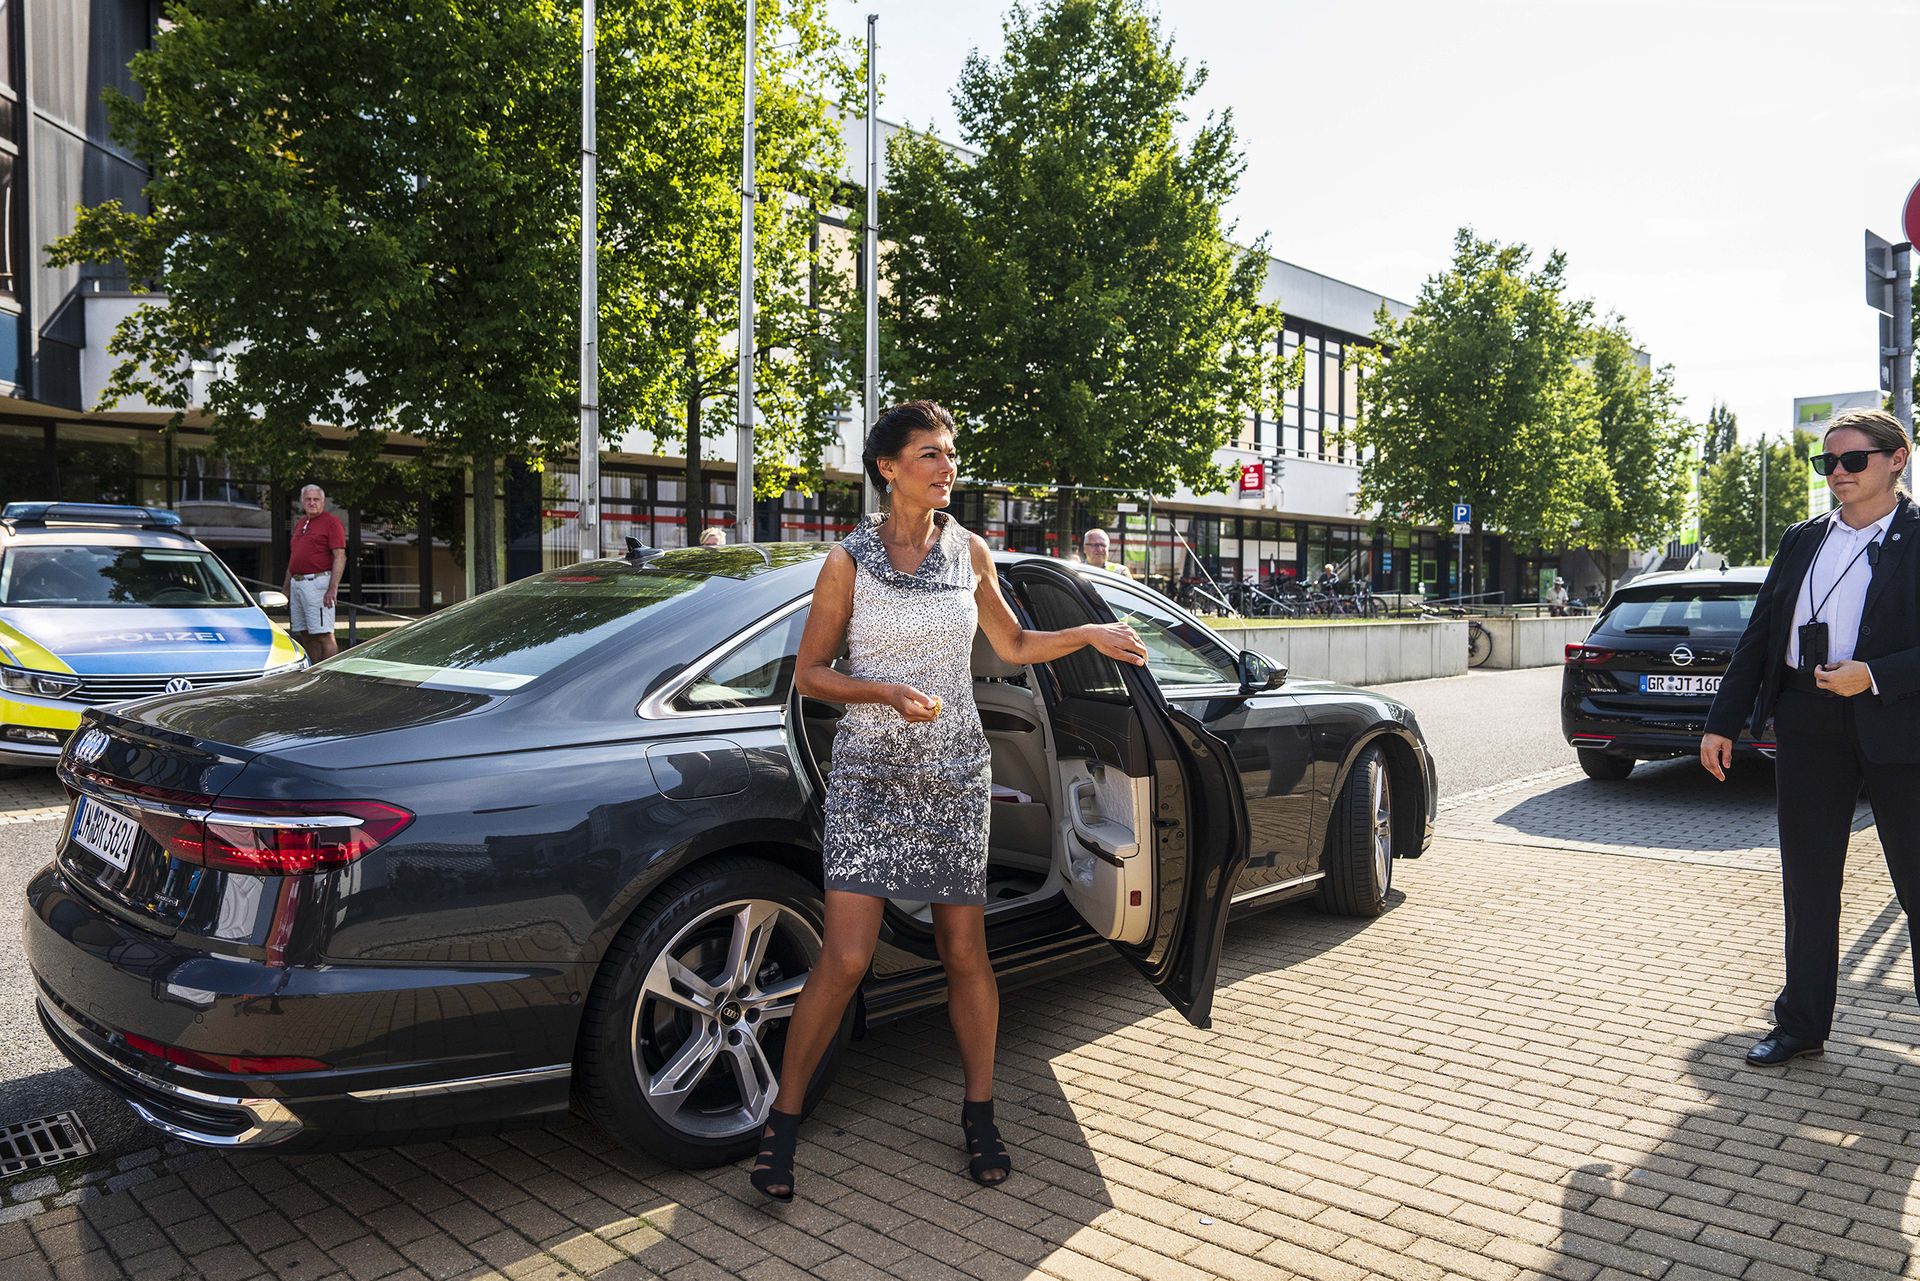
[863,400,955,493]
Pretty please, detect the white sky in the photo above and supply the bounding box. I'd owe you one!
[826,0,1920,442]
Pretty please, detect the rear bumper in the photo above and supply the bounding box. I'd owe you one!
[1561,701,1772,760]
[24,862,581,1149]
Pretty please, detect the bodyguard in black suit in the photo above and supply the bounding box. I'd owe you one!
[1702,409,1920,1067]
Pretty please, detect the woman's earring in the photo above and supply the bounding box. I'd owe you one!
[885,481,892,494]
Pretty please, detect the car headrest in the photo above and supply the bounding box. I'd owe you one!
[972,629,1023,679]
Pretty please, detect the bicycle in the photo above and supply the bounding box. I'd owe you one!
[1418,601,1493,667]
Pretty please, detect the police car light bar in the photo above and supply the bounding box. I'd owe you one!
[1,502,183,530]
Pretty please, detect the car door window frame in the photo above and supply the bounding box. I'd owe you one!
[636,595,810,719]
[1083,579,1244,695]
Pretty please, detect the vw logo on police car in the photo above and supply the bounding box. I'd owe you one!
[71,728,110,764]
[1670,645,1695,667]
[163,677,194,694]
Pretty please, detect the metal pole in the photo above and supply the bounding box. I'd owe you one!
[1760,433,1768,557]
[576,0,600,561]
[862,14,882,515]
[1896,243,1915,490]
[735,0,757,540]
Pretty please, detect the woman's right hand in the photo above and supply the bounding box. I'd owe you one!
[888,683,942,723]
[1699,732,1733,782]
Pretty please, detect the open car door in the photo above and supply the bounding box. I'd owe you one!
[1006,561,1250,1028]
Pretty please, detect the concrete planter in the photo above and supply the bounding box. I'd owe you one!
[1476,615,1594,670]
[1210,620,1468,687]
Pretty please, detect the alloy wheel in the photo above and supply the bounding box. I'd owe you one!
[1370,758,1393,892]
[631,898,819,1141]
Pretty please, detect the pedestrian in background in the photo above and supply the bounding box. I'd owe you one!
[699,526,727,547]
[1702,408,1920,1068]
[1080,527,1128,575]
[1547,577,1569,616]
[285,484,346,663]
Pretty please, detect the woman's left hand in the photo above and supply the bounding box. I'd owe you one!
[1814,660,1874,697]
[1085,623,1148,667]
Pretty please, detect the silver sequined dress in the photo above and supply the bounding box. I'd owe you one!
[822,511,992,904]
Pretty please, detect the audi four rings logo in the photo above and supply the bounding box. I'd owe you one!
[163,677,194,694]
[71,728,109,764]
[1670,645,1695,667]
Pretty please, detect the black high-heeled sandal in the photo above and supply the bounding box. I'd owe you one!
[749,1107,803,1202]
[960,1098,1013,1186]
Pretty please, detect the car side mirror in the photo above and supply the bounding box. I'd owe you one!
[257,589,289,610]
[1237,649,1286,693]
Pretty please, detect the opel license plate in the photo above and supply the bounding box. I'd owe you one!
[1640,674,1720,696]
[70,796,140,872]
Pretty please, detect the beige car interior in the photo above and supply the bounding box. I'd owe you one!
[793,627,1156,941]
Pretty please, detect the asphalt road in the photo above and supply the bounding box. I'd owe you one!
[0,664,1585,1184]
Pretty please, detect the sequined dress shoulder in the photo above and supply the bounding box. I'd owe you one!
[820,511,992,905]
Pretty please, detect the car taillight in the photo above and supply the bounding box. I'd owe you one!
[1565,643,1615,665]
[121,1031,328,1075]
[133,799,412,874]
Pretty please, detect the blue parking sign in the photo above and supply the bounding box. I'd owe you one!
[1452,502,1471,525]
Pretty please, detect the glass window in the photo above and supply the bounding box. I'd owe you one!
[672,607,807,711]
[0,544,250,608]
[1596,583,1757,639]
[1017,577,1126,700]
[331,561,711,692]
[1086,581,1240,689]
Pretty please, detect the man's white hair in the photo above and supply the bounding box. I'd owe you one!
[300,483,326,499]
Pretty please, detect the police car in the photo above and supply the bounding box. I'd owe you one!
[0,502,307,766]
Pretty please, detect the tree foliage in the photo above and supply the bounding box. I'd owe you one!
[1572,316,1698,583]
[1350,228,1601,594]
[1702,401,1737,468]
[1699,432,1813,565]
[48,0,855,587]
[875,0,1284,538]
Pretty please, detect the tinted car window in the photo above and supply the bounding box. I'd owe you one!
[672,608,808,711]
[1085,581,1240,687]
[1596,584,1758,638]
[1,545,249,608]
[1018,578,1127,700]
[332,564,709,692]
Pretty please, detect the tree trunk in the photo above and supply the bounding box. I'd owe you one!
[685,341,706,542]
[472,454,499,594]
[1470,520,1485,599]
[1052,473,1076,560]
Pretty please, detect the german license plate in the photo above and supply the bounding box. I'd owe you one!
[1640,674,1720,696]
[70,796,139,872]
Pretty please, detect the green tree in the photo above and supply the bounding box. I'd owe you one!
[1350,228,1602,595]
[1699,432,1813,565]
[1572,316,1698,585]
[1702,400,1737,467]
[49,0,855,588]
[875,0,1285,544]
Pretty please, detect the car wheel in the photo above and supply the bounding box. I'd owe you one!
[1577,749,1634,781]
[1317,744,1392,917]
[574,856,849,1168]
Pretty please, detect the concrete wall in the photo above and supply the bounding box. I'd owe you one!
[1478,615,1594,670]
[1212,620,1468,687]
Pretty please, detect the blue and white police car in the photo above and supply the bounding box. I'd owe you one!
[0,502,307,766]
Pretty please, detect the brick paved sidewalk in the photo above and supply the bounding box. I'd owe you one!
[3,810,1917,1281]
[0,769,64,825]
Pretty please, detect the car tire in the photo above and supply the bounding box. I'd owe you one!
[1577,749,1635,781]
[1317,744,1392,918]
[573,856,850,1169]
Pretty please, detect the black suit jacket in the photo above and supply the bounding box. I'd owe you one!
[1705,494,1920,763]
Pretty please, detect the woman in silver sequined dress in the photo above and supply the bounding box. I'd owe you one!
[748,401,1148,1202]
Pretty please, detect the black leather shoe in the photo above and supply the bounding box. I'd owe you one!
[1746,1031,1824,1066]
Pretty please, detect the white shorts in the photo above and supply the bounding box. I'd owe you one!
[288,576,335,635]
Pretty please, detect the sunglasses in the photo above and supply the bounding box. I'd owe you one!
[1809,448,1895,476]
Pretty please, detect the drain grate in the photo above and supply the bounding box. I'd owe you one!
[0,1111,95,1179]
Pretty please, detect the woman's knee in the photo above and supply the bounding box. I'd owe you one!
[814,942,874,990]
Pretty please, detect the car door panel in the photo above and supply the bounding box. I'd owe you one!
[1009,563,1249,1028]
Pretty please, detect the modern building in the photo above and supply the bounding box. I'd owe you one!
[4,27,1562,617]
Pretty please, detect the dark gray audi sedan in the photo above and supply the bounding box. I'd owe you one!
[25,542,1434,1167]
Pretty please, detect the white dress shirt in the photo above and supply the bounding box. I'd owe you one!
[1785,507,1896,677]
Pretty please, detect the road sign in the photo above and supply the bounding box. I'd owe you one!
[1114,501,1138,513]
[1868,229,1897,315]
[1451,521,1472,535]
[1884,313,1899,392]
[1905,177,1920,246]
[1451,502,1471,525]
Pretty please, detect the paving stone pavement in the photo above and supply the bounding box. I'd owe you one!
[0,769,64,824]
[3,769,1919,1279]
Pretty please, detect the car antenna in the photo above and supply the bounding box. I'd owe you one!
[624,536,663,564]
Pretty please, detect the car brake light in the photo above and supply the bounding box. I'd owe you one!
[132,799,413,874]
[121,1031,327,1075]
[1565,643,1615,665]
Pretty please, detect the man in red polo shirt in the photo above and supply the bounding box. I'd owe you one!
[285,483,347,661]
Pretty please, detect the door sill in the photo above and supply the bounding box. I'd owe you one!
[1230,871,1325,905]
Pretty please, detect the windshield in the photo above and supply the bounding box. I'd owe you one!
[329,562,711,692]
[1597,583,1758,638]
[0,545,251,608]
